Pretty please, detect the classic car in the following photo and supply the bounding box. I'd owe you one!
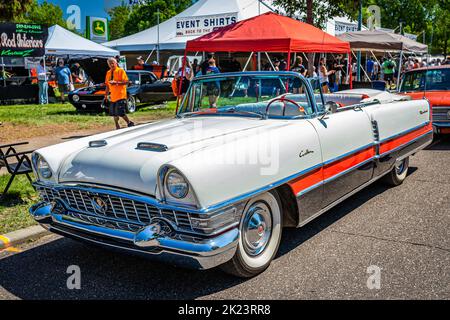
[30,71,433,277]
[68,70,175,113]
[399,65,450,134]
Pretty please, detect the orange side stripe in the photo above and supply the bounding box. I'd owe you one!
[379,123,432,155]
[323,147,375,181]
[288,146,375,195]
[288,167,323,195]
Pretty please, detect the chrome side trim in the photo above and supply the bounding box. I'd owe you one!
[377,130,433,158]
[322,143,374,166]
[378,121,430,143]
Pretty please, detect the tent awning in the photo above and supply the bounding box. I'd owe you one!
[337,30,428,53]
[46,25,119,58]
[103,0,272,52]
[186,12,350,53]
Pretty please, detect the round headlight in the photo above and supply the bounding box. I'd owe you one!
[37,156,52,179]
[72,94,80,102]
[165,170,189,199]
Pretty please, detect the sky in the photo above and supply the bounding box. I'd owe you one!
[38,0,124,32]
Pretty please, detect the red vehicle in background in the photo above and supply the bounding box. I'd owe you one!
[399,65,450,135]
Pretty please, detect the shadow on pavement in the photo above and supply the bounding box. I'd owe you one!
[0,153,423,300]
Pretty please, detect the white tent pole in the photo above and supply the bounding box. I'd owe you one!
[242,52,254,71]
[156,8,160,64]
[145,48,155,63]
[264,52,276,70]
[397,48,403,89]
[1,57,5,87]
[302,52,308,63]
[43,55,48,104]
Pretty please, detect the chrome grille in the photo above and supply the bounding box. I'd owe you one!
[36,185,194,232]
[432,106,450,122]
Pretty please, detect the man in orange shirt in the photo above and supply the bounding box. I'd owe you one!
[104,57,134,129]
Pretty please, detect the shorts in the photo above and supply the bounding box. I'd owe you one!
[58,84,70,94]
[179,78,190,94]
[206,85,220,96]
[384,73,394,81]
[109,99,127,117]
[321,81,329,87]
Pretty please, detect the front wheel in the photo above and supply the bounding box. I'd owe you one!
[221,191,283,278]
[383,157,409,186]
[126,95,137,113]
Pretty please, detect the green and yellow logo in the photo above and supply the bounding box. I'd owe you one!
[92,20,106,36]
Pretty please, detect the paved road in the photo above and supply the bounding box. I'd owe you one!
[1,137,449,300]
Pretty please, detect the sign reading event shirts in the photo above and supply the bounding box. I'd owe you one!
[176,13,238,37]
[0,23,48,57]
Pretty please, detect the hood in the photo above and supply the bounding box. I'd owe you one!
[57,116,287,197]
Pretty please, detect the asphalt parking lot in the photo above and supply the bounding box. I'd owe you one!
[0,137,449,300]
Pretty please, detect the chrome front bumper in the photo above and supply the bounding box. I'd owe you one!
[30,201,239,270]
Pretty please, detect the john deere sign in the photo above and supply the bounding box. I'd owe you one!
[0,23,48,57]
[86,16,108,43]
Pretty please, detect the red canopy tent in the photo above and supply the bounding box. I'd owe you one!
[178,12,352,107]
[186,12,351,56]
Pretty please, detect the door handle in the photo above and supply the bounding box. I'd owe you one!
[419,109,428,115]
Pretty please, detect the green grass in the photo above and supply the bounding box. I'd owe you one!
[0,101,177,127]
[0,174,38,234]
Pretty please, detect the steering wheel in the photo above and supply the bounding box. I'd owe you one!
[265,97,306,117]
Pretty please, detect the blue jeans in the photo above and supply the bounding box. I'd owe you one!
[38,80,48,104]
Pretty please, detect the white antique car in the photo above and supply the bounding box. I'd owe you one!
[30,72,433,277]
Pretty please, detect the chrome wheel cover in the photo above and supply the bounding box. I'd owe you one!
[242,202,272,257]
[395,159,407,175]
[127,96,136,113]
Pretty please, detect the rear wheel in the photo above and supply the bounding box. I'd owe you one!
[221,191,283,278]
[383,157,409,186]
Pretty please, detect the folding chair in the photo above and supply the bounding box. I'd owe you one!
[0,142,35,199]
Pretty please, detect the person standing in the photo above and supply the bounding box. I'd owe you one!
[319,57,335,93]
[37,59,48,105]
[382,57,396,89]
[205,60,221,107]
[104,57,134,130]
[291,56,306,94]
[175,59,194,102]
[55,59,73,103]
[366,57,374,81]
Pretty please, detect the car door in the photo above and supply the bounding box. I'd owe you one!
[307,108,376,207]
[140,73,173,102]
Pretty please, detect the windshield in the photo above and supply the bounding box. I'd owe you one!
[399,68,450,92]
[126,72,140,84]
[178,72,318,118]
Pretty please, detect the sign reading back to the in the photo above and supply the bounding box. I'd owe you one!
[0,23,48,57]
[176,13,238,37]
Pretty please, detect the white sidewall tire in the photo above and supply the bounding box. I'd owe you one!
[237,191,282,270]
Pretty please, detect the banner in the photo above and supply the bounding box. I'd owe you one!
[334,21,359,35]
[86,16,108,43]
[176,13,238,37]
[0,23,48,57]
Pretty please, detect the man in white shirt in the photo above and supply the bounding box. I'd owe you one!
[37,60,48,104]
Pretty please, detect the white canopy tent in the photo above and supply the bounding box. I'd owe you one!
[45,25,119,58]
[103,0,272,52]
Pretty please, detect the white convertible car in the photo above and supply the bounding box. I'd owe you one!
[30,72,433,277]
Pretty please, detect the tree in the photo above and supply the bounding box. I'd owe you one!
[273,0,360,27]
[122,0,192,37]
[0,0,33,22]
[22,1,67,27]
[108,4,131,40]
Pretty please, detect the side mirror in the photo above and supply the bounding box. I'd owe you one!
[324,101,339,114]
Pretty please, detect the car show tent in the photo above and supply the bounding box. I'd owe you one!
[102,0,272,52]
[337,30,428,53]
[186,12,351,54]
[337,30,428,87]
[177,12,353,106]
[46,25,119,58]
